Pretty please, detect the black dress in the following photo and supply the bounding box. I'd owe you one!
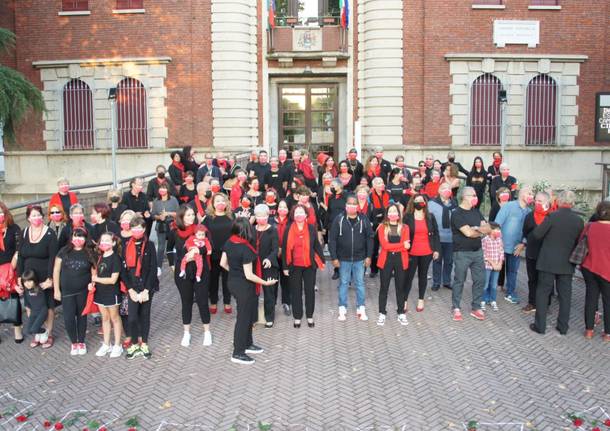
[17,227,58,309]
[94,253,122,306]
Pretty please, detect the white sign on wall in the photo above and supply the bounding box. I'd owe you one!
[493,20,540,48]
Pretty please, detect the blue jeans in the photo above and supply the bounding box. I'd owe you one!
[483,269,500,303]
[432,242,453,287]
[504,254,521,299]
[338,260,366,308]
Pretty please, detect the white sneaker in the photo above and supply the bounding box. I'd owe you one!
[157,267,162,277]
[34,333,40,343]
[70,343,79,356]
[377,313,386,326]
[491,301,499,311]
[78,343,87,355]
[480,301,486,311]
[181,332,191,347]
[96,344,112,357]
[314,284,319,292]
[357,306,368,321]
[338,306,347,321]
[203,331,212,346]
[397,314,409,326]
[109,345,123,358]
[38,330,49,344]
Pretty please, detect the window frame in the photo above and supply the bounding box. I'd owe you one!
[524,74,560,147]
[116,77,149,150]
[61,0,89,12]
[468,73,504,147]
[61,79,96,151]
[115,0,144,9]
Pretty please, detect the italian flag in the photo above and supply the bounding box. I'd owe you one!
[268,0,275,29]
[340,0,349,29]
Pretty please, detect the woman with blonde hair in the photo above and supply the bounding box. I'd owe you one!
[107,188,128,223]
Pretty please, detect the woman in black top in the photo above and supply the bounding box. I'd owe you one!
[466,157,487,210]
[0,202,23,343]
[179,171,197,204]
[91,202,120,243]
[47,203,67,240]
[220,218,276,365]
[254,204,279,327]
[203,193,234,314]
[53,227,95,355]
[122,177,152,236]
[108,189,128,223]
[182,145,200,173]
[168,206,213,348]
[58,203,94,250]
[17,205,59,348]
[387,168,408,205]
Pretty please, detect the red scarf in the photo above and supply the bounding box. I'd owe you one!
[368,166,380,179]
[229,235,262,295]
[285,223,324,269]
[0,223,5,252]
[493,159,502,169]
[173,222,197,240]
[172,160,185,179]
[371,191,389,209]
[194,198,206,217]
[125,237,146,277]
[357,200,369,215]
[275,216,288,241]
[533,207,549,225]
[299,160,315,180]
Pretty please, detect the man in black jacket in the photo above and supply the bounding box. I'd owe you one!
[530,190,584,335]
[441,151,469,177]
[374,146,393,183]
[343,148,364,185]
[328,195,374,322]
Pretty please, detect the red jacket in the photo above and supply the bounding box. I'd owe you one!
[49,192,78,214]
[376,224,410,270]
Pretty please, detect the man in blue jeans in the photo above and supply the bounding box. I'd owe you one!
[495,186,533,304]
[328,194,374,321]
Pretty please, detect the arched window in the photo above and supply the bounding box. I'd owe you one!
[470,74,502,146]
[117,77,148,149]
[63,79,94,150]
[525,74,557,146]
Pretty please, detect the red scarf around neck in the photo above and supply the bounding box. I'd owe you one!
[358,199,369,215]
[172,161,186,179]
[229,235,262,295]
[173,222,198,240]
[368,166,380,178]
[125,237,146,277]
[371,191,389,209]
[275,216,288,241]
[195,198,206,217]
[533,208,549,225]
[285,223,324,269]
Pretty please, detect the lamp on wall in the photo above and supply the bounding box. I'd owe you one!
[498,89,508,155]
[108,87,118,188]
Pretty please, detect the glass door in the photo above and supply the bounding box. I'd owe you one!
[279,84,338,159]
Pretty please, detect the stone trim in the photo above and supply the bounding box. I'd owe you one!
[112,9,146,14]
[445,53,587,62]
[472,5,506,9]
[57,11,91,16]
[33,57,172,68]
[528,5,561,10]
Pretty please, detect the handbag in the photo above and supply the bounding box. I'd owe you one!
[0,296,20,324]
[569,223,590,265]
[0,263,16,300]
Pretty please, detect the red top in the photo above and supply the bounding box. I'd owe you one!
[291,229,307,267]
[410,219,432,256]
[582,222,610,282]
[377,224,410,270]
[423,181,440,198]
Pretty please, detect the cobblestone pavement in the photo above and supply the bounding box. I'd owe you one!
[0,263,608,431]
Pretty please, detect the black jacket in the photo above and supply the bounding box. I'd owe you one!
[255,226,279,268]
[533,207,584,275]
[324,194,347,230]
[522,212,543,260]
[122,239,159,292]
[442,161,469,177]
[380,158,393,183]
[403,213,441,254]
[328,213,374,262]
[146,177,176,202]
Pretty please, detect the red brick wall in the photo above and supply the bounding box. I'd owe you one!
[10,0,212,151]
[403,0,610,147]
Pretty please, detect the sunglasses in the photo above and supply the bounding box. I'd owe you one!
[50,211,62,215]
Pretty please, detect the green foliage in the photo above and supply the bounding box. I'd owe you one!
[126,416,140,427]
[258,421,272,431]
[0,28,15,52]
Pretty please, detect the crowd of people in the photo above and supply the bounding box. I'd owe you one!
[0,145,608,365]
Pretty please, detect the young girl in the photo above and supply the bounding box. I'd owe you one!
[123,217,159,359]
[22,270,49,344]
[481,222,504,311]
[93,233,124,358]
[179,225,212,282]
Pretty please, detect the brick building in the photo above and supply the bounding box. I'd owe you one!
[1,0,609,199]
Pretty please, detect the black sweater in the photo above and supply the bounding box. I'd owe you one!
[121,239,159,292]
[17,227,58,281]
[522,212,543,260]
[255,226,279,268]
[203,214,233,260]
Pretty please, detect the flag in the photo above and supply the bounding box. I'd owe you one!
[268,0,275,29]
[340,0,349,29]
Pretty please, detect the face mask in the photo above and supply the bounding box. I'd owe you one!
[72,214,84,225]
[211,185,221,193]
[256,216,268,226]
[159,188,168,197]
[72,237,85,248]
[441,189,452,199]
[157,172,165,179]
[357,193,368,201]
[340,166,349,174]
[499,193,510,202]
[535,203,548,213]
[215,202,227,211]
[375,153,383,159]
[294,213,307,223]
[470,196,479,207]
[388,213,400,222]
[278,208,288,217]
[241,200,251,209]
[414,202,426,210]
[491,231,501,239]
[323,179,332,186]
[432,176,440,183]
[99,242,113,252]
[131,228,145,239]
[238,174,247,182]
[110,196,121,203]
[525,195,534,205]
[266,195,276,204]
[120,221,131,231]
[59,185,70,194]
[345,204,358,215]
[271,162,279,169]
[30,217,43,227]
[50,213,63,222]
[502,171,510,177]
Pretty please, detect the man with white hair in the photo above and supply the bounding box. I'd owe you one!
[374,146,393,183]
[494,185,534,305]
[489,163,517,220]
[530,190,584,335]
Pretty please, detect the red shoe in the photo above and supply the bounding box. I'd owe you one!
[210,304,218,315]
[470,309,485,321]
[41,336,54,349]
[122,339,132,349]
[416,300,424,312]
[452,308,463,322]
[584,329,594,339]
[602,333,610,342]
[224,305,233,314]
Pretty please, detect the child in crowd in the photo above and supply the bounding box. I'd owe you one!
[179,225,212,282]
[481,222,504,311]
[22,270,49,344]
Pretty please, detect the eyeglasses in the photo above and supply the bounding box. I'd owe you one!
[50,211,61,215]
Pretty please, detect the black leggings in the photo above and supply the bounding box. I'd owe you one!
[290,266,316,320]
[404,254,433,300]
[370,234,380,274]
[262,267,278,322]
[582,267,610,333]
[128,292,153,343]
[379,253,406,315]
[209,256,230,305]
[276,260,291,306]
[12,292,23,327]
[62,291,88,344]
[175,274,210,325]
[228,279,258,356]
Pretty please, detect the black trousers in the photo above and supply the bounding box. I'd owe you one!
[404,254,433,300]
[276,260,291,306]
[128,292,153,343]
[290,266,316,320]
[535,271,572,334]
[526,258,538,307]
[228,278,258,356]
[498,261,506,286]
[62,291,88,344]
[370,235,380,274]
[209,256,230,305]
[25,293,46,335]
[262,267,278,322]
[379,253,406,315]
[175,274,210,325]
[582,267,610,333]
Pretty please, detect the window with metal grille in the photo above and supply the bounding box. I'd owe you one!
[62,0,89,11]
[116,78,148,149]
[116,0,144,9]
[472,0,503,5]
[530,0,559,5]
[470,74,502,146]
[525,74,557,146]
[63,79,94,150]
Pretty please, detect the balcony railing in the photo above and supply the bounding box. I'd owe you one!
[268,16,348,54]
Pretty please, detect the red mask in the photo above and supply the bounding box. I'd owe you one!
[72,238,86,248]
[525,195,534,205]
[499,193,510,202]
[294,213,307,223]
[241,200,251,209]
[388,213,399,222]
[491,231,502,239]
[266,195,276,204]
[71,214,84,225]
[211,185,221,193]
[278,208,288,217]
[30,217,43,227]
[215,202,227,211]
[340,166,349,173]
[432,176,440,183]
[120,221,131,231]
[323,179,332,185]
[345,204,358,216]
[59,184,70,194]
[271,161,279,169]
[441,189,452,199]
[535,203,548,213]
[50,213,63,223]
[131,227,145,239]
[470,196,479,207]
[159,189,168,197]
